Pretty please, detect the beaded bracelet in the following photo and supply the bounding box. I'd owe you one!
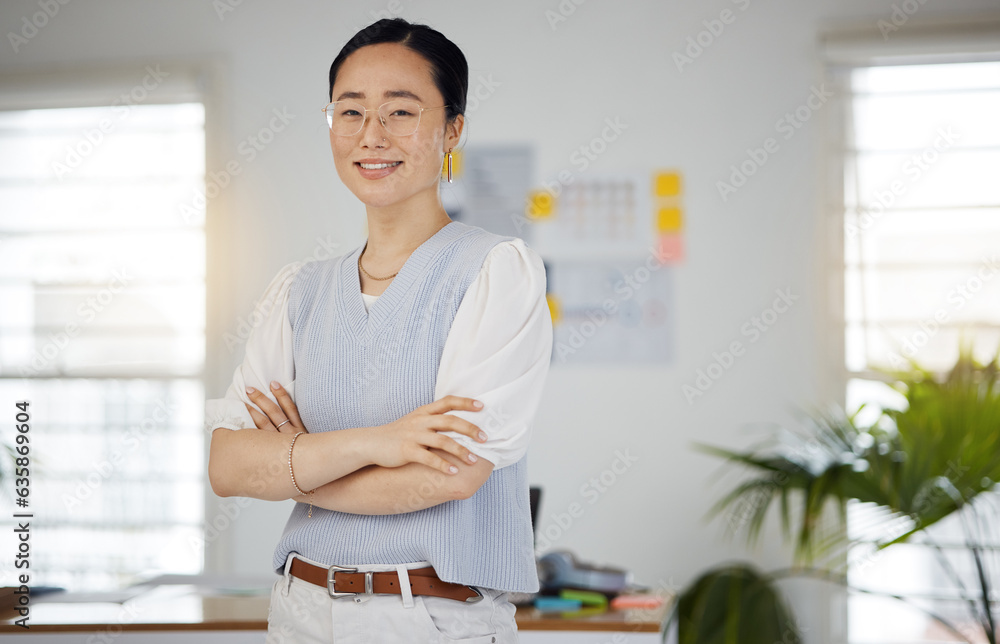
[287,431,315,518]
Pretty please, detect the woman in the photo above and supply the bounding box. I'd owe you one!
[205,17,552,643]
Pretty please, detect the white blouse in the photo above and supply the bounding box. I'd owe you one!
[204,238,553,470]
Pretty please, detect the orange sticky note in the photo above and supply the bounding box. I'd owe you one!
[610,595,666,610]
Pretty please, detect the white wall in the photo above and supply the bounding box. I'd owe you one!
[3,0,997,640]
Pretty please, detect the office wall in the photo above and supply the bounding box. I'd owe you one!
[2,0,996,640]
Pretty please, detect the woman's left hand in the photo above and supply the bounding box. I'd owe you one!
[244,381,307,434]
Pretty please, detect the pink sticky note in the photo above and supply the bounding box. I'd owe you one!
[655,233,684,264]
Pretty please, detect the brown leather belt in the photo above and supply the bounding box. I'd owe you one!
[289,557,483,603]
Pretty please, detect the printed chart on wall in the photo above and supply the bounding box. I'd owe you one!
[528,170,684,364]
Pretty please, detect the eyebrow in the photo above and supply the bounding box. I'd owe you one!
[334,89,423,102]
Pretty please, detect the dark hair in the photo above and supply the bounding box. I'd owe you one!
[328,18,468,123]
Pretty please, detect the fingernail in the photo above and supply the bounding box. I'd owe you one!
[478,431,487,442]
[449,466,458,474]
[473,400,483,409]
[270,380,280,390]
[246,386,256,394]
[468,453,478,463]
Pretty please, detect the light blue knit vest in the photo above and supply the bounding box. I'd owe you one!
[275,220,539,593]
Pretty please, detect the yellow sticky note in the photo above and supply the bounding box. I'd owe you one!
[656,207,683,232]
[527,190,555,219]
[654,171,682,197]
[546,293,561,323]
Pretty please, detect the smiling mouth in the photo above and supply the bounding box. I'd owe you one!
[357,161,402,169]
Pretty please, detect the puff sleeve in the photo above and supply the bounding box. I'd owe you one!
[432,239,552,469]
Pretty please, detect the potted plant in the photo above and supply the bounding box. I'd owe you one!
[663,562,802,644]
[689,347,999,643]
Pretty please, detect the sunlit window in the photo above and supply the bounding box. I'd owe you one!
[0,102,206,591]
[840,60,1000,642]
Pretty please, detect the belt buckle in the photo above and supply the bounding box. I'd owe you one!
[326,564,368,599]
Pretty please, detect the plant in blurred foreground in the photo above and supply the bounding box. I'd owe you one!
[697,347,999,643]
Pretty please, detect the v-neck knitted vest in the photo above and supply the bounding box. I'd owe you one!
[275,221,540,593]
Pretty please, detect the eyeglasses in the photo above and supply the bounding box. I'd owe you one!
[322,100,449,137]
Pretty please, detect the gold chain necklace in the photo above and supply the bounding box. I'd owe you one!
[358,242,398,281]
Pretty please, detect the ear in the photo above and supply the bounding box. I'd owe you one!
[444,114,464,151]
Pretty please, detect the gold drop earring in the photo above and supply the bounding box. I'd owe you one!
[446,149,453,183]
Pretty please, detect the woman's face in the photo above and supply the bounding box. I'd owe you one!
[328,42,462,209]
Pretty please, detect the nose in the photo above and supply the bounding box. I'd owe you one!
[358,108,388,148]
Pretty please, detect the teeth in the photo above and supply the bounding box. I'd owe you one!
[359,161,401,170]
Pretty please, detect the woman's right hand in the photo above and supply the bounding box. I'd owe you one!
[367,396,488,475]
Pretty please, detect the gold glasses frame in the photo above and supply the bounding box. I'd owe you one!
[321,100,449,137]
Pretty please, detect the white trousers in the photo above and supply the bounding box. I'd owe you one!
[265,552,520,643]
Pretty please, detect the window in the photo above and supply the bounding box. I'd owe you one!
[0,70,207,591]
[830,54,1000,642]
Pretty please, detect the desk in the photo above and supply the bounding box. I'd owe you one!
[0,584,675,643]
